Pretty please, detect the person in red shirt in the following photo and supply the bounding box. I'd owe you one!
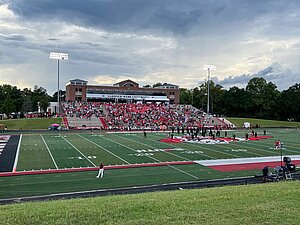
[275,140,281,150]
[96,162,104,178]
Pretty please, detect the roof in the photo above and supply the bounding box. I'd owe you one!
[113,79,139,87]
[162,83,178,86]
[69,79,88,83]
[114,79,138,86]
[155,83,179,88]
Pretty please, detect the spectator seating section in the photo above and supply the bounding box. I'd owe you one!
[62,102,231,130]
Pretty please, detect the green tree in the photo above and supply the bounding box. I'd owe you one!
[21,95,33,113]
[279,83,300,121]
[223,87,250,117]
[39,98,50,112]
[32,86,51,112]
[51,90,66,102]
[0,92,16,115]
[0,84,22,112]
[179,88,191,104]
[246,77,280,118]
[208,82,225,115]
[191,84,207,110]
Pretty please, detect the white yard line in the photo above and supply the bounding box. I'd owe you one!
[40,134,59,169]
[12,134,22,172]
[243,141,300,155]
[189,142,239,158]
[77,134,130,164]
[146,154,199,179]
[119,135,191,161]
[59,134,96,167]
[103,134,198,179]
[168,165,199,179]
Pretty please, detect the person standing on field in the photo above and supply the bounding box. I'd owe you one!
[96,162,104,178]
[275,140,281,150]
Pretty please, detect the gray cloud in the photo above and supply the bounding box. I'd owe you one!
[8,0,296,35]
[1,34,26,41]
[214,62,300,91]
[48,38,60,41]
[1,0,300,95]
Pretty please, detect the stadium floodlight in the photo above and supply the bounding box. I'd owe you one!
[203,65,216,115]
[50,52,69,115]
[50,52,69,60]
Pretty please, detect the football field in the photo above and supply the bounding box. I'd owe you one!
[0,128,299,199]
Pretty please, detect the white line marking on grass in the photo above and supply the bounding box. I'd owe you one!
[77,134,130,164]
[189,142,239,158]
[142,135,215,160]
[12,134,22,172]
[104,135,198,179]
[40,134,59,169]
[245,141,300,155]
[231,142,275,156]
[59,134,96,167]
[168,165,199,179]
[146,154,199,180]
[119,135,191,161]
[217,143,262,157]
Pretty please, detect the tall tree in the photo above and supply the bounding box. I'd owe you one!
[208,82,225,115]
[179,88,191,104]
[39,98,50,113]
[223,87,250,117]
[0,92,16,115]
[191,84,207,110]
[32,86,51,112]
[246,77,280,118]
[21,95,33,113]
[0,84,22,112]
[279,83,300,121]
[52,90,66,102]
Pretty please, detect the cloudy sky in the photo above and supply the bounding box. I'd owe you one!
[1,0,300,95]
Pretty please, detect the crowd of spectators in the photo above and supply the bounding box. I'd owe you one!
[104,102,208,130]
[62,101,209,130]
[63,102,104,119]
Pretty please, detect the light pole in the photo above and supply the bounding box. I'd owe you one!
[50,52,69,116]
[203,65,216,115]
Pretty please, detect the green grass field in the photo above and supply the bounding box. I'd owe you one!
[16,129,300,172]
[0,118,62,130]
[0,128,299,199]
[228,117,300,128]
[0,181,299,225]
[1,117,300,130]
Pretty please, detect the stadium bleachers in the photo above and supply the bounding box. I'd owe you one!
[62,101,229,130]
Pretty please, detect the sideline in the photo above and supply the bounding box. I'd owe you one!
[12,134,22,172]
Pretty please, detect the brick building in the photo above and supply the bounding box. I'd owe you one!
[65,79,180,104]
